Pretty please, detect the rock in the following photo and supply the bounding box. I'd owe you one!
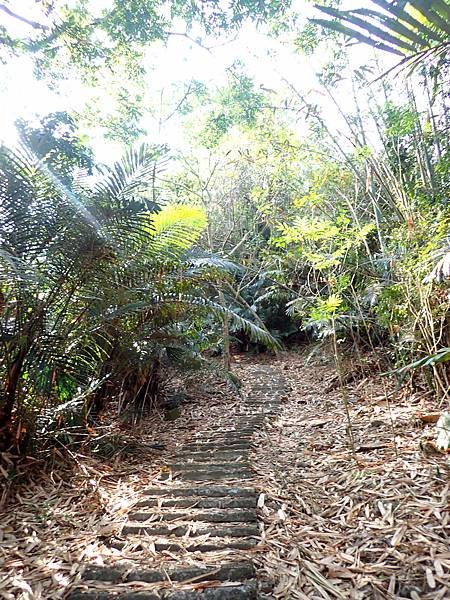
[164,406,181,421]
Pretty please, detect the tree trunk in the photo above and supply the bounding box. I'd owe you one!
[218,288,231,370]
[0,349,27,450]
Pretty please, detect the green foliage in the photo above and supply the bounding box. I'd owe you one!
[310,294,344,321]
[197,71,265,147]
[312,1,450,69]
[273,215,375,271]
[0,129,276,451]
[390,347,450,376]
[383,102,417,138]
[16,112,94,183]
[3,0,291,76]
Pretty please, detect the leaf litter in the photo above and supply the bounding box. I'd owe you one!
[234,346,450,599]
[1,351,449,599]
[0,372,244,599]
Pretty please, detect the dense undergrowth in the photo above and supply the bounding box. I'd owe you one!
[0,1,449,457]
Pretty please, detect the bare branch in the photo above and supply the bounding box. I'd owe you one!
[0,2,48,30]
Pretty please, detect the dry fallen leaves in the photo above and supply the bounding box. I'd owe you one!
[237,347,450,599]
[0,372,241,599]
[1,351,449,599]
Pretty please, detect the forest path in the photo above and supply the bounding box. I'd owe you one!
[69,365,288,599]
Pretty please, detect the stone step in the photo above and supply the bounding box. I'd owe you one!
[196,421,260,426]
[182,443,251,452]
[69,581,258,599]
[184,441,251,449]
[234,418,268,425]
[188,434,253,441]
[247,383,286,389]
[191,433,253,441]
[243,407,280,414]
[110,538,258,553]
[169,462,249,471]
[198,424,256,430]
[186,440,252,447]
[135,497,255,509]
[173,451,248,462]
[242,404,281,409]
[248,389,285,394]
[82,561,254,585]
[250,396,281,400]
[174,469,252,481]
[122,523,259,538]
[142,486,256,498]
[208,427,256,433]
[230,418,265,423]
[128,509,257,523]
[194,434,253,440]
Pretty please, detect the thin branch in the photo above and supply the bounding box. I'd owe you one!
[0,3,48,30]
[163,84,193,124]
[166,31,237,53]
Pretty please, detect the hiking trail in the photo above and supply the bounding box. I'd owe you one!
[70,365,287,599]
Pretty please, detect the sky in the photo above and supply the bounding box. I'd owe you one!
[0,1,399,161]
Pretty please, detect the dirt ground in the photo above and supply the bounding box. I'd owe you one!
[1,347,449,599]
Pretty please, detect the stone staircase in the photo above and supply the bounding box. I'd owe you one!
[69,366,287,599]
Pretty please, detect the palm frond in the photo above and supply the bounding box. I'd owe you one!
[315,5,417,53]
[156,293,281,351]
[423,247,450,283]
[148,204,207,255]
[182,249,243,274]
[93,143,168,210]
[312,1,450,69]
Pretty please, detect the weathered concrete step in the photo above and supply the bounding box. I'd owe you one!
[228,420,264,426]
[191,434,253,442]
[143,486,256,498]
[198,429,254,434]
[173,451,248,462]
[247,392,285,397]
[245,396,282,400]
[244,403,281,408]
[122,523,259,537]
[187,434,253,441]
[250,383,287,389]
[200,424,257,430]
[128,509,256,523]
[189,439,252,446]
[247,387,285,391]
[69,581,258,599]
[231,416,265,422]
[169,462,249,471]
[135,497,255,509]
[110,538,258,553]
[184,441,252,448]
[182,443,251,452]
[176,469,252,481]
[192,435,253,442]
[82,561,254,584]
